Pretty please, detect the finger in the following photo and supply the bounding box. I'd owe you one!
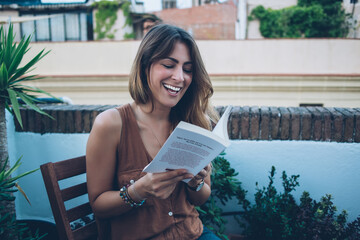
[154,170,192,186]
[195,169,207,179]
[204,164,211,172]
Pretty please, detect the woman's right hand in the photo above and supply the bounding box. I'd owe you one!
[134,169,192,200]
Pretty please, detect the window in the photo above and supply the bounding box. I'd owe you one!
[20,11,93,42]
[162,0,176,9]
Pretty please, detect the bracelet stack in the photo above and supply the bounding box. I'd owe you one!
[119,184,146,208]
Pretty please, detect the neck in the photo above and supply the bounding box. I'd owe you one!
[138,102,171,122]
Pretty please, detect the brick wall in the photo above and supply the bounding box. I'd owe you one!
[154,2,237,40]
[14,104,360,143]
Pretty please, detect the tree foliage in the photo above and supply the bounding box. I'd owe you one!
[249,0,349,38]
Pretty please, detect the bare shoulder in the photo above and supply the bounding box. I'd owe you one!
[94,108,121,129]
[91,108,122,139]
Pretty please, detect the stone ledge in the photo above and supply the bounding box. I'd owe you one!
[14,104,360,143]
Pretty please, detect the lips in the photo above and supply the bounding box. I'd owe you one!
[163,83,182,94]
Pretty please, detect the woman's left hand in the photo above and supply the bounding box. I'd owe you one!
[187,163,211,189]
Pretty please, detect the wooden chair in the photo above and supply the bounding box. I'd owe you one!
[40,156,98,240]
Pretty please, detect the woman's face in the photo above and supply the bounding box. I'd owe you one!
[148,42,193,109]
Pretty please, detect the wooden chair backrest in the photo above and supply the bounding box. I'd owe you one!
[40,156,98,240]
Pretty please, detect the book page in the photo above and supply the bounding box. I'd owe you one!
[143,106,232,182]
[212,106,232,142]
[143,124,227,182]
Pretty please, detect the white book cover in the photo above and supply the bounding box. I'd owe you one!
[143,106,232,182]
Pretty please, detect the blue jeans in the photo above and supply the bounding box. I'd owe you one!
[197,226,221,240]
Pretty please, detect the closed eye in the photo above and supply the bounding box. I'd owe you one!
[162,64,174,69]
[183,68,192,73]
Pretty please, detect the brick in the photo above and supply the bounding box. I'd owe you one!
[66,110,75,133]
[307,107,322,141]
[279,107,290,140]
[57,109,66,133]
[15,108,27,132]
[27,109,35,133]
[300,107,311,140]
[270,107,280,140]
[48,104,65,133]
[250,107,260,140]
[240,106,250,139]
[50,109,58,133]
[336,108,355,143]
[34,111,43,133]
[316,107,331,141]
[327,107,343,142]
[288,107,300,140]
[230,106,241,139]
[355,109,360,143]
[40,109,53,134]
[83,109,91,133]
[75,110,83,133]
[91,110,99,131]
[260,107,270,140]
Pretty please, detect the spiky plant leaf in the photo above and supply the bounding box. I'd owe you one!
[0,63,8,90]
[7,88,22,128]
[0,23,60,129]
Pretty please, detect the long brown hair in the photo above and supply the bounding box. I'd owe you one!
[129,24,218,130]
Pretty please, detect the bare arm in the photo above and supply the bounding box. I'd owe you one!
[86,109,133,218]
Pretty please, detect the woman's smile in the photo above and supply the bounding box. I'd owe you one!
[162,83,183,95]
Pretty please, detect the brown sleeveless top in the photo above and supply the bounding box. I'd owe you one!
[102,104,203,240]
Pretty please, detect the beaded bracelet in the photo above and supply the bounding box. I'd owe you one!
[119,185,146,208]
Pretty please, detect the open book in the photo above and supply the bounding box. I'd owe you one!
[143,106,232,182]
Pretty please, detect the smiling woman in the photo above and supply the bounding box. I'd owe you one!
[86,24,221,239]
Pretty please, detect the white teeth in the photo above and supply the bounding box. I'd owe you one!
[164,84,181,92]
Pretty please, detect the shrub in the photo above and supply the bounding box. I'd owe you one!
[242,166,360,240]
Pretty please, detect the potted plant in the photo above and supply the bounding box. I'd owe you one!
[0,23,57,239]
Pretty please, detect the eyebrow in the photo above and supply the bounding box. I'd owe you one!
[165,57,192,65]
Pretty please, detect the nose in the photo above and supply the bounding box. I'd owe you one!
[172,66,184,81]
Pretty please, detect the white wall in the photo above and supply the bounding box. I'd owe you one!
[22,39,360,75]
[6,111,360,232]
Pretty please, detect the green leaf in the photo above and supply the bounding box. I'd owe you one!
[8,74,42,85]
[4,24,14,68]
[16,91,53,119]
[7,88,23,128]
[9,49,49,83]
[4,156,22,179]
[10,168,38,183]
[0,62,8,90]
[7,35,30,77]
[18,84,60,102]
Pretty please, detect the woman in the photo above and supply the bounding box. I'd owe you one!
[86,24,219,240]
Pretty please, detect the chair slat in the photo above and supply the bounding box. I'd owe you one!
[54,156,86,180]
[41,162,76,240]
[61,182,88,202]
[41,155,98,240]
[73,221,98,240]
[67,202,93,223]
